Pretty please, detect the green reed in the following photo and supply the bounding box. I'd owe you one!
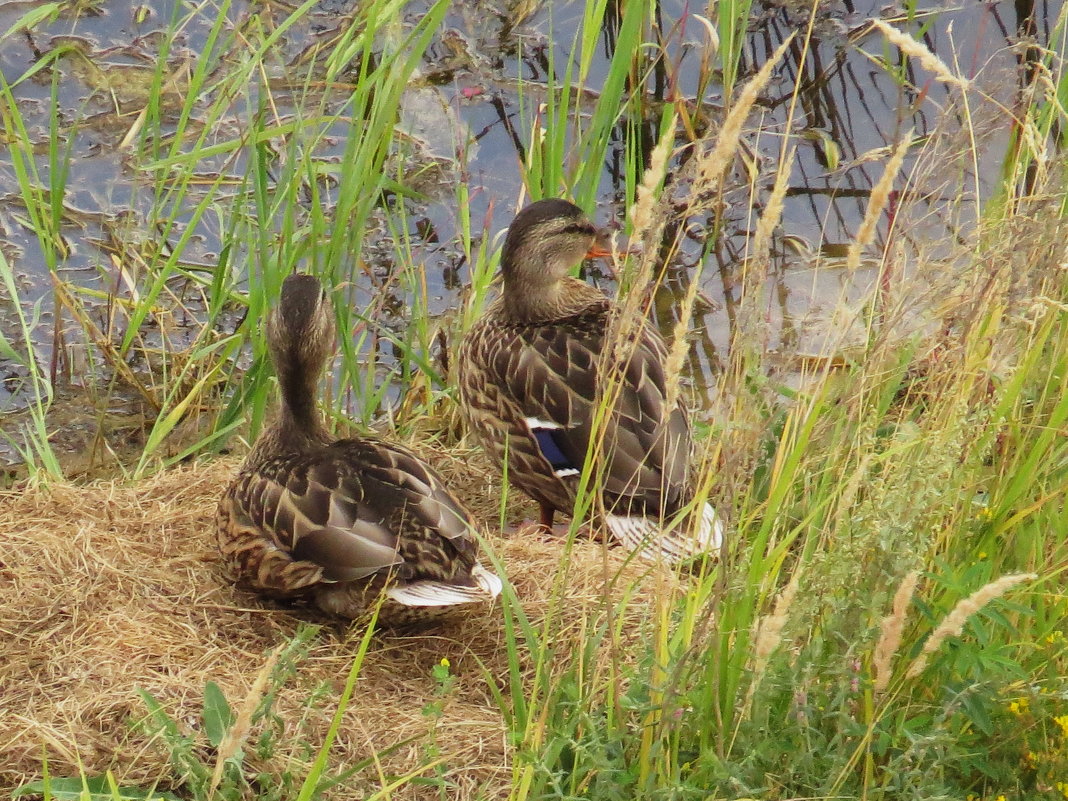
[2,1,1067,798]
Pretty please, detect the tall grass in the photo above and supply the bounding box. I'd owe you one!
[2,0,1067,799]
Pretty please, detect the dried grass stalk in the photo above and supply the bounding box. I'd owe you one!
[872,569,921,693]
[658,37,793,408]
[727,144,796,367]
[629,115,677,242]
[744,570,802,713]
[616,114,677,342]
[749,145,795,267]
[693,34,795,195]
[905,572,1037,679]
[870,19,970,89]
[845,133,911,272]
[663,267,704,414]
[209,645,283,795]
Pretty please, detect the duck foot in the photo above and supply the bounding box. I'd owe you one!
[504,520,563,539]
[505,520,607,543]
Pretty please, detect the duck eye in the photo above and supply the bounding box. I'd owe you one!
[560,223,595,237]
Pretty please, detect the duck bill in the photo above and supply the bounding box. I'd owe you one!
[586,230,616,276]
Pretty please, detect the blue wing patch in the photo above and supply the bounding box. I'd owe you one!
[525,417,580,477]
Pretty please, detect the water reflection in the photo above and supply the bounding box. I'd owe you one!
[0,0,1062,466]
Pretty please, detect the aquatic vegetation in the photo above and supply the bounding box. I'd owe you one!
[0,0,1066,798]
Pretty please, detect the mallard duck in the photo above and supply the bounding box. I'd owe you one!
[457,198,723,562]
[217,274,501,622]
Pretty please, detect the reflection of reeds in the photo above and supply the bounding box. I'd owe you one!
[906,573,1038,679]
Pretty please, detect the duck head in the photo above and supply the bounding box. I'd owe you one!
[500,198,611,319]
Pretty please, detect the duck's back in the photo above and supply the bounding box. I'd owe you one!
[217,434,484,604]
[458,286,693,520]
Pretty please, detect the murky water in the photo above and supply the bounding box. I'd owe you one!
[0,0,1061,469]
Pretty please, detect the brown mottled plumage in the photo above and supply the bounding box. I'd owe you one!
[217,274,501,622]
[457,199,723,562]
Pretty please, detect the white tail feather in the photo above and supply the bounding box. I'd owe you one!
[472,562,504,598]
[697,502,725,550]
[605,502,723,563]
[386,563,502,607]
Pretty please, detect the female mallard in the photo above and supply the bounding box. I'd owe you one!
[217,274,501,621]
[457,198,723,562]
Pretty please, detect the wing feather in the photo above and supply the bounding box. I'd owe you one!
[471,301,692,516]
[234,438,479,588]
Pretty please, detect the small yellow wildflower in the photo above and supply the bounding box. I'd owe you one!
[1047,630,1066,644]
[977,550,988,559]
[995,794,1007,801]
[440,657,450,668]
[1057,781,1068,800]
[1008,697,1030,715]
[1053,714,1068,737]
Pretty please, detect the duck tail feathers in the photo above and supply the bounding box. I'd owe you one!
[386,563,503,607]
[472,562,504,598]
[605,502,724,564]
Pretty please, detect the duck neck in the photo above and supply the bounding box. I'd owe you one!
[502,273,605,323]
[276,365,329,443]
[501,275,567,322]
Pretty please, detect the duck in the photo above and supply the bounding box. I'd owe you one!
[457,198,723,562]
[216,273,502,622]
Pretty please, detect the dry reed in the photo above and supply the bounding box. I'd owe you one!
[905,572,1038,679]
[869,19,970,90]
[845,133,911,273]
[872,570,922,693]
[744,570,802,713]
[0,441,670,798]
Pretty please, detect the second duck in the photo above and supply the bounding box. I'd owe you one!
[458,198,723,562]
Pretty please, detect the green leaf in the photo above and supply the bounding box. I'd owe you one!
[0,3,61,43]
[202,680,235,748]
[14,776,181,800]
[136,689,179,737]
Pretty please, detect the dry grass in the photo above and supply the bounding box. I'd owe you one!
[0,440,676,797]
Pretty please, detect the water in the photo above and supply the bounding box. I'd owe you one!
[0,0,1061,468]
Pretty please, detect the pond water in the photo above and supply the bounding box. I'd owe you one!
[0,0,1062,470]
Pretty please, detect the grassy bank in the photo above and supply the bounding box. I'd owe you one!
[1,0,1067,798]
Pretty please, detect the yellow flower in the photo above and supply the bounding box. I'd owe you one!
[1008,697,1029,715]
[1053,714,1068,737]
[440,657,450,668]
[1057,781,1068,800]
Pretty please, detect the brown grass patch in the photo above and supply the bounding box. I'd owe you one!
[0,443,677,798]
